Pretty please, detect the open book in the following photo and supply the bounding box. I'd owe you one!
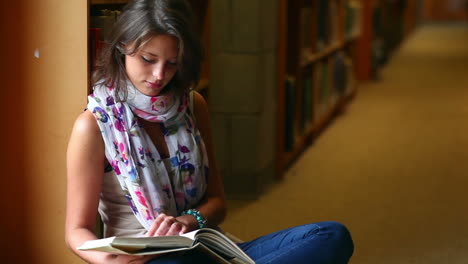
[77,228,255,264]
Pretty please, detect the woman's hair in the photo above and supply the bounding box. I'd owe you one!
[92,0,203,100]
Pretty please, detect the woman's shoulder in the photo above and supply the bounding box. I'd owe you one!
[190,91,212,134]
[68,110,105,168]
[191,90,208,114]
[72,110,101,138]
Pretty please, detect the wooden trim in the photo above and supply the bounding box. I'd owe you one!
[300,41,345,68]
[354,0,374,81]
[275,0,288,178]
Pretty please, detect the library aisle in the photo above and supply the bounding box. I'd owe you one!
[221,23,468,264]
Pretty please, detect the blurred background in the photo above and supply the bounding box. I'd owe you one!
[1,0,468,263]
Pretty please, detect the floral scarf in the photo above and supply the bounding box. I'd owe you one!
[88,83,208,230]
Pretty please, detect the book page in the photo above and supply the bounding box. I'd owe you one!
[77,235,194,255]
[194,243,231,264]
[77,237,116,251]
[180,228,201,240]
[194,229,255,264]
[77,228,255,262]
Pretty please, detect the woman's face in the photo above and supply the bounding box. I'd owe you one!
[125,34,179,97]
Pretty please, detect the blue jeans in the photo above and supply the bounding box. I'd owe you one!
[147,221,354,264]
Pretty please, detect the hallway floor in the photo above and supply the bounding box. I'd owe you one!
[220,23,468,263]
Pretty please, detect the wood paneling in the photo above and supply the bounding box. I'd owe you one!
[0,1,28,262]
[2,0,88,263]
[423,0,468,21]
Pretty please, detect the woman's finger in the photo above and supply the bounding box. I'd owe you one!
[155,216,176,236]
[178,224,188,235]
[167,221,183,236]
[146,213,167,237]
[116,254,154,264]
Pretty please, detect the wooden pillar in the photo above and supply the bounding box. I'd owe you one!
[355,0,374,81]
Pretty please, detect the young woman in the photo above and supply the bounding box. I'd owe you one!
[65,1,354,263]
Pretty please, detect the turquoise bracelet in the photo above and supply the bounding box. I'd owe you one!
[182,209,207,229]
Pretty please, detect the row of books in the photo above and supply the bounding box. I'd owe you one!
[316,0,338,51]
[344,0,363,40]
[299,0,362,65]
[89,8,121,75]
[284,51,355,152]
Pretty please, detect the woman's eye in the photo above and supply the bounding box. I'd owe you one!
[167,61,178,67]
[141,56,154,63]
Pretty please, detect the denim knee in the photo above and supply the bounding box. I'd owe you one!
[320,221,354,258]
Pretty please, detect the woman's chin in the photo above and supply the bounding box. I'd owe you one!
[137,86,162,97]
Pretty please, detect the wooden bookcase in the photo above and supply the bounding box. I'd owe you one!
[276,0,363,177]
[422,0,468,21]
[367,0,421,79]
[276,0,421,177]
[88,0,211,99]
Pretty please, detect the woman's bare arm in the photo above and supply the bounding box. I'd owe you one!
[177,91,227,229]
[65,110,152,263]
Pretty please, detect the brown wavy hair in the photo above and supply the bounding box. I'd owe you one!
[91,0,203,101]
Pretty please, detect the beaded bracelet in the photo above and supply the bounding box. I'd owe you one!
[182,209,207,229]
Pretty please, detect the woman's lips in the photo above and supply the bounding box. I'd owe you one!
[145,81,162,89]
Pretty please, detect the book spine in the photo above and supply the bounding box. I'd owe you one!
[301,67,313,131]
[299,7,313,65]
[332,51,347,96]
[89,28,101,74]
[316,0,329,51]
[284,75,296,152]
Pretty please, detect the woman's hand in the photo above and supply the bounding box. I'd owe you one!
[145,213,190,237]
[106,254,154,264]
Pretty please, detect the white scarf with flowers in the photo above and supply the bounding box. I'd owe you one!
[88,83,208,230]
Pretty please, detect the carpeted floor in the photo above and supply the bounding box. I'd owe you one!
[220,23,468,263]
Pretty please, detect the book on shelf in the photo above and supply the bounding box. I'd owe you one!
[332,51,347,96]
[315,60,330,118]
[284,75,296,152]
[89,28,101,74]
[344,0,362,40]
[316,0,329,51]
[77,228,254,264]
[343,52,356,95]
[90,15,115,42]
[299,7,313,65]
[90,7,122,41]
[328,0,339,45]
[301,68,314,131]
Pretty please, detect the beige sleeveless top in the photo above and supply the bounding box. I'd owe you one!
[98,158,175,237]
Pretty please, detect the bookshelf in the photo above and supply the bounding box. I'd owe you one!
[367,0,421,79]
[276,0,421,177]
[422,0,468,21]
[276,0,362,177]
[88,0,211,99]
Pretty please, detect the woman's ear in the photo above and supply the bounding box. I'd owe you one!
[116,43,126,56]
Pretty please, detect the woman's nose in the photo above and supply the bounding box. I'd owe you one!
[153,64,165,80]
